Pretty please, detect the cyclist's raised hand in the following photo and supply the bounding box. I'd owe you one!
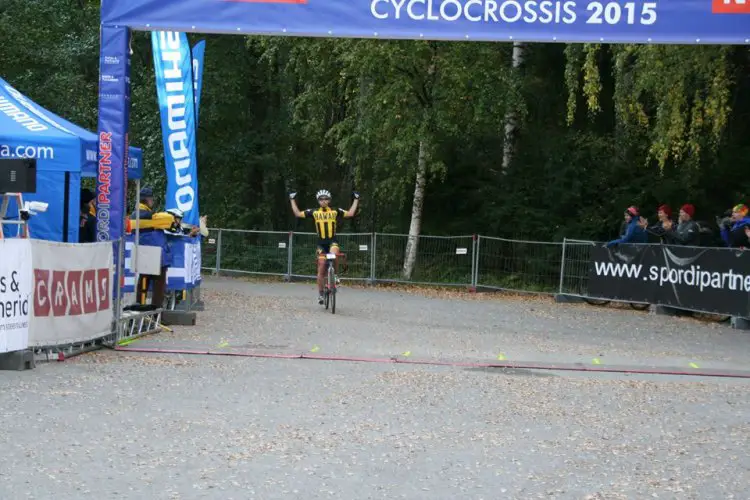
[289,191,297,200]
[352,191,361,200]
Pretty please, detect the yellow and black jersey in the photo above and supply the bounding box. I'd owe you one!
[300,206,349,240]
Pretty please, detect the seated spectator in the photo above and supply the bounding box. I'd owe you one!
[166,208,200,236]
[638,204,673,242]
[663,204,700,246]
[719,204,750,248]
[607,206,647,247]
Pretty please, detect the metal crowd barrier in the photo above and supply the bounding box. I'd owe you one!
[200,230,750,323]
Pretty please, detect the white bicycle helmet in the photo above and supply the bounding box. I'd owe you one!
[316,189,332,200]
[167,208,184,219]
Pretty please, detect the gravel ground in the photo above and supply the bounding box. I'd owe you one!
[142,277,750,371]
[1,277,750,499]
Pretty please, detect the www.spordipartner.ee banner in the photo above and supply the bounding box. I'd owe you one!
[588,244,750,317]
[152,31,200,227]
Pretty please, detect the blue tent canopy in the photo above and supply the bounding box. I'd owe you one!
[0,76,142,241]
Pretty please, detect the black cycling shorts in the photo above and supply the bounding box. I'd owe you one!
[316,239,339,258]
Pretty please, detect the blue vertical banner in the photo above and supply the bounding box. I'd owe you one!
[191,40,206,126]
[96,25,131,242]
[151,31,200,227]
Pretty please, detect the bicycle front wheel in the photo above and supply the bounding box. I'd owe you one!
[328,264,336,314]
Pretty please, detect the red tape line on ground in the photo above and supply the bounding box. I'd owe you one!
[113,346,750,379]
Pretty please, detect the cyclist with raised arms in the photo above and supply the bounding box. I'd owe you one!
[289,189,360,304]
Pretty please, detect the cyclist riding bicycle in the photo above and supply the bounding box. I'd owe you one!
[289,189,360,304]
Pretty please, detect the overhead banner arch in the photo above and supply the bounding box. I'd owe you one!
[95,0,750,243]
[102,0,750,45]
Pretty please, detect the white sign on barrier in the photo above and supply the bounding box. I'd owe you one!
[29,241,113,347]
[456,248,468,255]
[0,239,32,353]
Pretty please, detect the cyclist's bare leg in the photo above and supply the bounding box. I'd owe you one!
[317,256,326,295]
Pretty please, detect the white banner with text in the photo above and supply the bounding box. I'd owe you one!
[30,241,113,347]
[0,239,32,353]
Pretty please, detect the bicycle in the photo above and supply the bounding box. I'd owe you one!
[322,252,347,314]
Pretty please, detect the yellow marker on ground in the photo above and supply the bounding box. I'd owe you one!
[310,345,320,353]
[217,341,229,348]
[402,351,411,357]
[497,353,506,361]
[592,358,602,365]
[689,362,700,369]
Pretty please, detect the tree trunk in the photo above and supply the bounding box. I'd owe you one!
[403,139,427,280]
[501,42,525,173]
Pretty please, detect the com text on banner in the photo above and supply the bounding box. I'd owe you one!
[30,241,114,347]
[152,31,200,227]
[588,244,750,317]
[0,239,32,353]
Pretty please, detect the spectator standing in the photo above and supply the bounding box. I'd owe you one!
[607,206,647,248]
[638,204,673,242]
[719,204,750,248]
[663,204,700,246]
[129,187,181,307]
[79,188,97,243]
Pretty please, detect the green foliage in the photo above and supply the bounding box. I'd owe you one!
[2,1,750,245]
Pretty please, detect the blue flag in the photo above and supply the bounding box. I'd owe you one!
[191,40,205,126]
[151,31,199,227]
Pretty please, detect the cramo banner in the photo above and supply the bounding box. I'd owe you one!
[151,31,199,226]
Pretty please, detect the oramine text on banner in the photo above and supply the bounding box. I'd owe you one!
[152,31,200,227]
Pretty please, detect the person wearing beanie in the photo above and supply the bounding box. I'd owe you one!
[639,204,674,242]
[663,204,700,246]
[606,206,647,248]
[720,204,750,248]
[79,188,97,243]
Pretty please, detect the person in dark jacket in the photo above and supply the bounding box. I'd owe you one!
[638,204,673,242]
[79,188,97,243]
[719,204,750,248]
[663,204,700,246]
[607,206,648,247]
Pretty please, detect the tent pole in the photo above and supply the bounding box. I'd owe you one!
[63,172,70,242]
[134,179,140,276]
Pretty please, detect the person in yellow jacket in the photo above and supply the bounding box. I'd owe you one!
[128,187,180,307]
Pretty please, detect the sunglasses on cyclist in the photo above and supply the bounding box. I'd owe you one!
[318,197,331,201]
